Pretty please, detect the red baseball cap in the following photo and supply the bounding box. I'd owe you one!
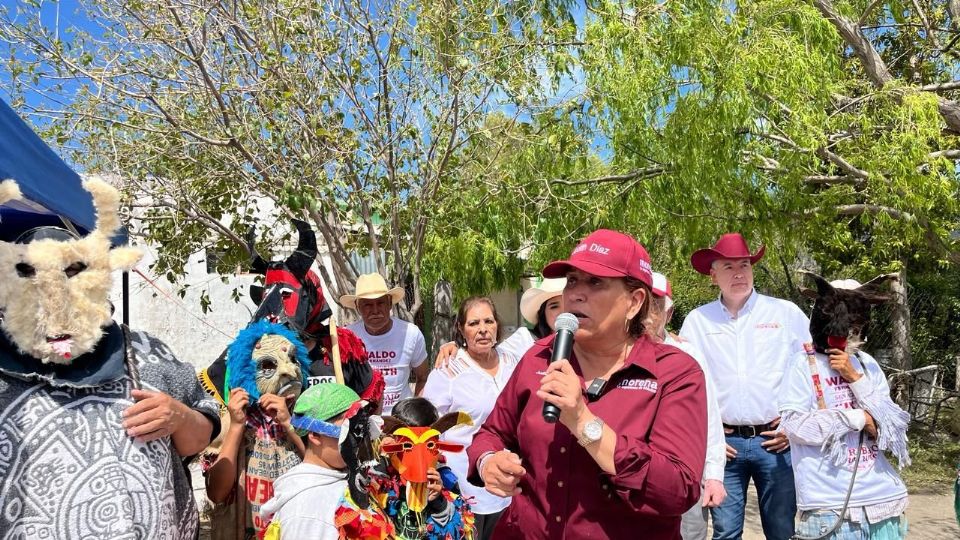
[690,232,765,275]
[542,229,653,287]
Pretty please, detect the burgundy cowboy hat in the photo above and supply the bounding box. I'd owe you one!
[690,233,765,275]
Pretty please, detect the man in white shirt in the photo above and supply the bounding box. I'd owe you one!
[340,273,429,414]
[648,273,726,540]
[679,233,811,540]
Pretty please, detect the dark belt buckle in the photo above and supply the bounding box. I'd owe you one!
[740,425,757,438]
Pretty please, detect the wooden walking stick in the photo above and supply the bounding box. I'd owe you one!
[329,315,345,385]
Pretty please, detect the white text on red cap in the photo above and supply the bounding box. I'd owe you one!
[573,242,611,256]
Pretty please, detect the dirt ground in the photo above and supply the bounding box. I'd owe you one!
[200,483,958,539]
[721,483,958,539]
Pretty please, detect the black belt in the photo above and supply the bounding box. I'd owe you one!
[723,422,776,438]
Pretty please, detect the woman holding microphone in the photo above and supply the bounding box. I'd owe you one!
[466,229,709,539]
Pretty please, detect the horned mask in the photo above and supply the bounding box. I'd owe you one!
[0,179,141,364]
[801,271,896,354]
[380,412,472,512]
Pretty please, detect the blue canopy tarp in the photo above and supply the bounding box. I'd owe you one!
[0,97,108,241]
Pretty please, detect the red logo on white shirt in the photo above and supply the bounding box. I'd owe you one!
[754,322,782,329]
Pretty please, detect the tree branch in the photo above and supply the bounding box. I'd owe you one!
[834,204,911,220]
[813,0,960,132]
[929,149,960,159]
[803,175,864,187]
[812,0,893,88]
[816,147,870,179]
[550,167,666,186]
[920,80,960,93]
[857,0,885,26]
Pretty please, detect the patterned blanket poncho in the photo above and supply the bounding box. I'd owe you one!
[0,324,220,539]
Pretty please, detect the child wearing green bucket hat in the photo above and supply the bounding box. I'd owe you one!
[261,382,391,540]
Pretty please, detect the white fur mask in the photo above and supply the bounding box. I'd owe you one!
[0,179,142,364]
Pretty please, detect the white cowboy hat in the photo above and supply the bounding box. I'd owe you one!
[519,278,566,325]
[339,273,405,309]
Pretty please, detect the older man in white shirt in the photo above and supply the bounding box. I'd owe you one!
[648,273,726,540]
[680,233,811,540]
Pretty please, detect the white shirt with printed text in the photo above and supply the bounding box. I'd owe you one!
[779,350,907,511]
[347,317,427,414]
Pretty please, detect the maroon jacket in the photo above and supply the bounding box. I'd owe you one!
[467,335,707,539]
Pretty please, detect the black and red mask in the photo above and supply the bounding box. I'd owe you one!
[249,219,331,339]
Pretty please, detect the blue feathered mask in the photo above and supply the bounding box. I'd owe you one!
[225,320,311,402]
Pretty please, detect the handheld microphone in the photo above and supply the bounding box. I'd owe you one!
[543,312,580,423]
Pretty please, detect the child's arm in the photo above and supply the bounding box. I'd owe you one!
[205,388,248,503]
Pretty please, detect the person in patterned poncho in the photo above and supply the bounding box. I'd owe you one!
[0,178,220,539]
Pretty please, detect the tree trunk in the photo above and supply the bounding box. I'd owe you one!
[889,266,912,371]
[954,355,960,392]
[430,280,454,360]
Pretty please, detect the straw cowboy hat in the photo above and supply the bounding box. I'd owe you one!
[519,278,566,325]
[690,232,765,275]
[339,273,405,309]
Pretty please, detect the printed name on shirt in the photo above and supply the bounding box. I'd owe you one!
[754,322,782,329]
[617,378,658,393]
[307,375,336,386]
[825,376,848,387]
[368,350,398,360]
[847,443,879,469]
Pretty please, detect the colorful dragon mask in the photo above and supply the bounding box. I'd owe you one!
[380,411,472,512]
[0,179,141,364]
[801,271,895,354]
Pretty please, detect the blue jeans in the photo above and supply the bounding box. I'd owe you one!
[710,433,796,540]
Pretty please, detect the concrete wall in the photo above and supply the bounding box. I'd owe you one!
[110,242,341,370]
[111,243,532,370]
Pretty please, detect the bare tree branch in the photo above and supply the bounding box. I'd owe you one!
[816,147,870,179]
[929,149,960,159]
[920,80,960,93]
[813,0,960,132]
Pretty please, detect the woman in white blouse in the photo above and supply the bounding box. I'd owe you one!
[421,296,519,540]
[432,278,566,365]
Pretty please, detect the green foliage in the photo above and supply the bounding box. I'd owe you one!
[1,0,959,337]
[901,431,960,489]
[0,0,567,317]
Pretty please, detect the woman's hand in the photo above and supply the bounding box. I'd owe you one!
[426,468,443,501]
[433,342,458,370]
[535,359,586,431]
[480,450,526,497]
[226,388,249,427]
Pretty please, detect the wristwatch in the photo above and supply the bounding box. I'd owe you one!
[577,417,604,447]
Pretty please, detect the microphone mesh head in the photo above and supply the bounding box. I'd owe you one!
[554,312,580,333]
